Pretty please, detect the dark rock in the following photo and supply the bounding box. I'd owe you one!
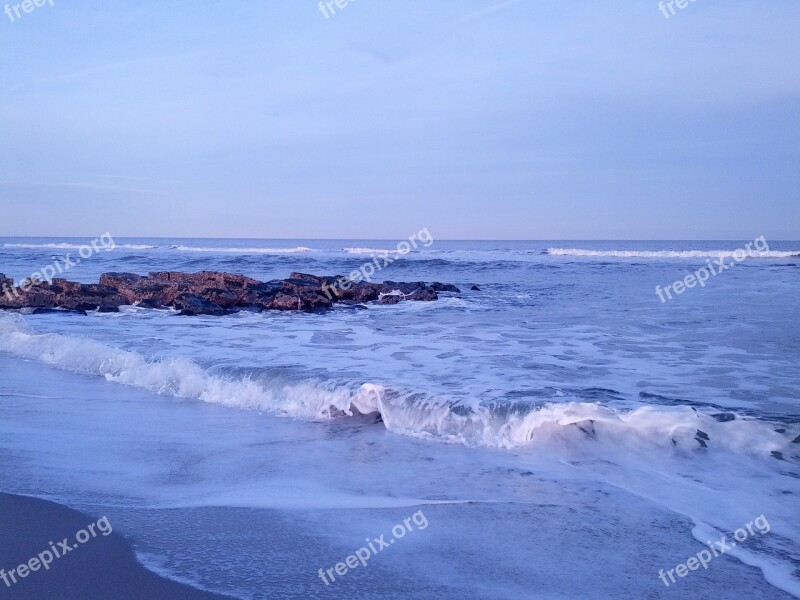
[289,273,340,287]
[334,283,380,303]
[0,281,56,309]
[375,281,441,302]
[297,289,333,311]
[201,288,239,309]
[267,293,303,311]
[380,281,426,295]
[471,285,481,291]
[430,282,460,293]
[54,281,126,312]
[122,280,178,306]
[241,282,282,310]
[99,272,142,289]
[172,293,228,316]
[405,288,438,301]
[0,270,455,316]
[136,298,162,309]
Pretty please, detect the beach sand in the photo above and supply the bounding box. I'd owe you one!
[0,493,233,600]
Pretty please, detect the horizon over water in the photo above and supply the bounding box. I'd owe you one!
[1,237,798,599]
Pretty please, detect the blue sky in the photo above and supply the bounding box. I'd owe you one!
[1,0,798,239]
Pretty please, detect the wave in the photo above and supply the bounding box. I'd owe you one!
[342,247,405,255]
[3,243,155,250]
[547,248,800,259]
[171,246,312,254]
[0,314,796,457]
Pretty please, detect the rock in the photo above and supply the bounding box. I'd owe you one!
[297,289,333,311]
[332,282,380,303]
[54,284,127,313]
[471,285,481,291]
[172,293,228,316]
[289,273,340,287]
[405,288,438,301]
[380,281,426,295]
[0,281,56,309]
[430,282,460,293]
[350,284,380,303]
[0,270,456,315]
[125,280,179,306]
[99,272,142,289]
[267,293,304,311]
[50,278,83,294]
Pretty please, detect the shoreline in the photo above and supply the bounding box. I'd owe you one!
[0,492,235,600]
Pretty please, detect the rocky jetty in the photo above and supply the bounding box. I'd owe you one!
[0,271,460,316]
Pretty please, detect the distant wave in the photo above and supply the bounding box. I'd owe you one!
[1,314,796,457]
[3,243,156,250]
[547,248,800,259]
[342,247,404,255]
[172,246,311,254]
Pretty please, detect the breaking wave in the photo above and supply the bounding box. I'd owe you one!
[342,247,405,254]
[171,246,312,254]
[547,248,800,259]
[0,314,796,457]
[3,243,155,250]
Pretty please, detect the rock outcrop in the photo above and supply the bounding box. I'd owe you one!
[0,271,460,316]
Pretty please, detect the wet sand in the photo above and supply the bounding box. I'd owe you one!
[0,492,235,600]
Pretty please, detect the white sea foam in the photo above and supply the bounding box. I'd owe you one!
[0,314,381,420]
[547,248,799,259]
[0,314,795,459]
[2,314,799,596]
[342,247,404,254]
[3,243,155,250]
[171,246,311,254]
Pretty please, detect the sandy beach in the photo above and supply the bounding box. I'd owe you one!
[0,493,232,600]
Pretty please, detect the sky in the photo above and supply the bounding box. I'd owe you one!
[0,0,798,239]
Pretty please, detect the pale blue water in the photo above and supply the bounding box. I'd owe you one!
[0,238,798,599]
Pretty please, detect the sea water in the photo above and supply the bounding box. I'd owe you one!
[0,238,798,599]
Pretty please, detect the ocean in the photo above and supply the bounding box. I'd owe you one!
[0,237,798,599]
